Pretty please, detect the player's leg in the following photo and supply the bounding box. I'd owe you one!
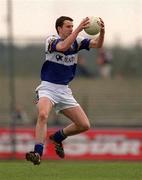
[35,97,53,144]
[49,105,90,158]
[62,105,90,136]
[26,97,53,165]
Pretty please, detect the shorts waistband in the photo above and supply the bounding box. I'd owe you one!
[41,81,68,89]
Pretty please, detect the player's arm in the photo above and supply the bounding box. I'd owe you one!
[56,31,79,52]
[89,18,105,48]
[56,17,90,52]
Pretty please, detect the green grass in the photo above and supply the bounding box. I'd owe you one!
[0,160,142,180]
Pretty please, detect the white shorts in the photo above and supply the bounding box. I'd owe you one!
[35,81,79,113]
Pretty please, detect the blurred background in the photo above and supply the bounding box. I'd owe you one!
[0,0,142,160]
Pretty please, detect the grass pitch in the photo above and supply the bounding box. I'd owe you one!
[0,160,142,180]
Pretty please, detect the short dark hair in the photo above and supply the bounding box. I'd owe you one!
[55,16,73,34]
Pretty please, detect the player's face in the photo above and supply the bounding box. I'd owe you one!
[59,20,73,38]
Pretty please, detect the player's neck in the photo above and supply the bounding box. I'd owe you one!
[59,33,66,40]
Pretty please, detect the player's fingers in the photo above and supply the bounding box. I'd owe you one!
[99,17,103,22]
[80,17,90,28]
[84,17,89,21]
[99,17,105,29]
[99,18,104,25]
[82,17,89,23]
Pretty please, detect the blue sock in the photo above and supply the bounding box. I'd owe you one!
[34,143,44,156]
[53,129,67,143]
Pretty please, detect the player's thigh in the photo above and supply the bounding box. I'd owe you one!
[62,105,90,127]
[37,97,53,116]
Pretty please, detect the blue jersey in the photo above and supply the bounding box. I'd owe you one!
[41,35,91,85]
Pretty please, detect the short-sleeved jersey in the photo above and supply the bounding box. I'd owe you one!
[40,35,91,85]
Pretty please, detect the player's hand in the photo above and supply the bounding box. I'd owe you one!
[76,17,90,33]
[99,17,105,33]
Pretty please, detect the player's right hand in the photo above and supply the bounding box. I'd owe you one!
[76,17,90,33]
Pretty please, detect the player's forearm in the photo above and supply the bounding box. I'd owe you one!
[96,30,105,48]
[56,30,79,52]
[90,30,105,48]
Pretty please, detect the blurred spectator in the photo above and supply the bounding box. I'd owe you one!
[76,54,94,77]
[96,48,113,78]
[13,105,30,125]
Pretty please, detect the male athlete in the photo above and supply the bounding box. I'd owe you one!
[26,16,105,165]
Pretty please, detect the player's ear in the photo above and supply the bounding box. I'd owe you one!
[57,26,62,33]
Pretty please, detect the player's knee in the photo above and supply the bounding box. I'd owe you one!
[80,121,90,132]
[38,111,48,123]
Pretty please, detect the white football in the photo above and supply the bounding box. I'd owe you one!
[84,17,101,35]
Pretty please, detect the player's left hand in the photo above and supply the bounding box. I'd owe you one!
[99,17,105,32]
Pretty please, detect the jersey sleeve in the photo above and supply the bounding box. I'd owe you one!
[45,35,62,53]
[76,36,91,51]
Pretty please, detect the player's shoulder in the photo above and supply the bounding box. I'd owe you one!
[45,35,60,46]
[46,34,59,42]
